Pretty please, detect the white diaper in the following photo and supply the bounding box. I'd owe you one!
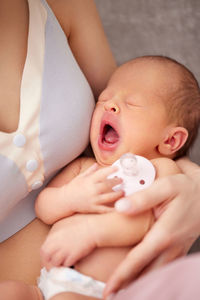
[38,267,105,300]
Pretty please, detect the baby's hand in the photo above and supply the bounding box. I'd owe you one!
[62,163,124,214]
[40,215,97,269]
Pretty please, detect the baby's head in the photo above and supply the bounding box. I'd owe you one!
[90,56,200,166]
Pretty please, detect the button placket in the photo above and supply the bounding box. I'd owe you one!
[13,132,44,191]
[31,180,43,190]
[26,159,39,172]
[13,133,26,148]
[26,158,44,190]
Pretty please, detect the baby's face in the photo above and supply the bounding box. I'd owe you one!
[90,60,171,166]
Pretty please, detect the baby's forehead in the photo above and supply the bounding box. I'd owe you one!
[111,59,181,93]
[120,58,178,77]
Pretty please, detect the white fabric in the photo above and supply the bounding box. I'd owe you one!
[38,267,105,300]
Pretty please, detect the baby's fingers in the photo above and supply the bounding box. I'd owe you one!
[90,204,114,214]
[79,163,99,176]
[49,250,66,268]
[40,244,56,270]
[92,165,119,181]
[97,177,123,193]
[97,190,124,205]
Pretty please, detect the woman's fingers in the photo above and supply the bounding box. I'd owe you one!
[104,225,167,298]
[176,157,200,175]
[105,172,200,298]
[104,161,200,299]
[139,243,188,277]
[115,176,178,214]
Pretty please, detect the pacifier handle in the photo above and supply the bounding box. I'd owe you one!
[120,153,138,176]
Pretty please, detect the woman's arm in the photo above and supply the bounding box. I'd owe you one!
[40,210,154,270]
[90,211,154,248]
[47,0,116,99]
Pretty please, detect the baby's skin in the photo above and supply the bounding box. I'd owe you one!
[38,155,179,285]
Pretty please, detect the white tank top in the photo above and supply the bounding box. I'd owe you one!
[0,0,95,242]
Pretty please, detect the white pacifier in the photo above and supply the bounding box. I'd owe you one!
[108,153,156,196]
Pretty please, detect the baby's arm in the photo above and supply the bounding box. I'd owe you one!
[35,157,123,225]
[90,211,154,248]
[35,157,84,224]
[40,209,154,269]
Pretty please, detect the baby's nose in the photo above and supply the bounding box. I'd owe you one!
[104,101,120,113]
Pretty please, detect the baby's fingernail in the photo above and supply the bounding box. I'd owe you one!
[115,198,131,212]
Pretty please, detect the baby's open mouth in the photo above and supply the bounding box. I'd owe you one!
[102,124,119,145]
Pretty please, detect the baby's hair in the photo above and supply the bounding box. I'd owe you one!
[132,55,200,158]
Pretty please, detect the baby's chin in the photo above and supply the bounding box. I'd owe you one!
[94,153,117,167]
[94,150,126,167]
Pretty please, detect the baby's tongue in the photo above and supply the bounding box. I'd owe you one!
[104,127,119,144]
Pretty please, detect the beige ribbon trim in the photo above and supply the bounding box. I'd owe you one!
[0,0,47,191]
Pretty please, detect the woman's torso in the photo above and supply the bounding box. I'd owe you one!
[0,0,94,283]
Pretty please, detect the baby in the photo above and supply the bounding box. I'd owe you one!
[35,55,200,300]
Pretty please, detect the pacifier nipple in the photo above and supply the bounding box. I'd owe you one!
[120,153,138,176]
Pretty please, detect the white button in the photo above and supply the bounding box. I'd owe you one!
[26,159,38,172]
[32,180,43,190]
[13,134,26,147]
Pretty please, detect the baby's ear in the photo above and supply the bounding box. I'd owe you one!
[158,127,188,156]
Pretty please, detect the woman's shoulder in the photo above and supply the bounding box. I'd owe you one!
[46,0,97,37]
[46,0,116,98]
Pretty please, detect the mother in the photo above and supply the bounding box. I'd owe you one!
[0,0,115,285]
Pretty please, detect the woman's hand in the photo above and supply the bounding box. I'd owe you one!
[104,157,200,298]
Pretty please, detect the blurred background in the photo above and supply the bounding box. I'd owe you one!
[94,0,200,251]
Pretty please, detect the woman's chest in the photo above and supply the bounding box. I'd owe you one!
[0,0,29,133]
[0,0,95,240]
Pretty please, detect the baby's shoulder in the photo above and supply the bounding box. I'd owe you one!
[151,157,181,178]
